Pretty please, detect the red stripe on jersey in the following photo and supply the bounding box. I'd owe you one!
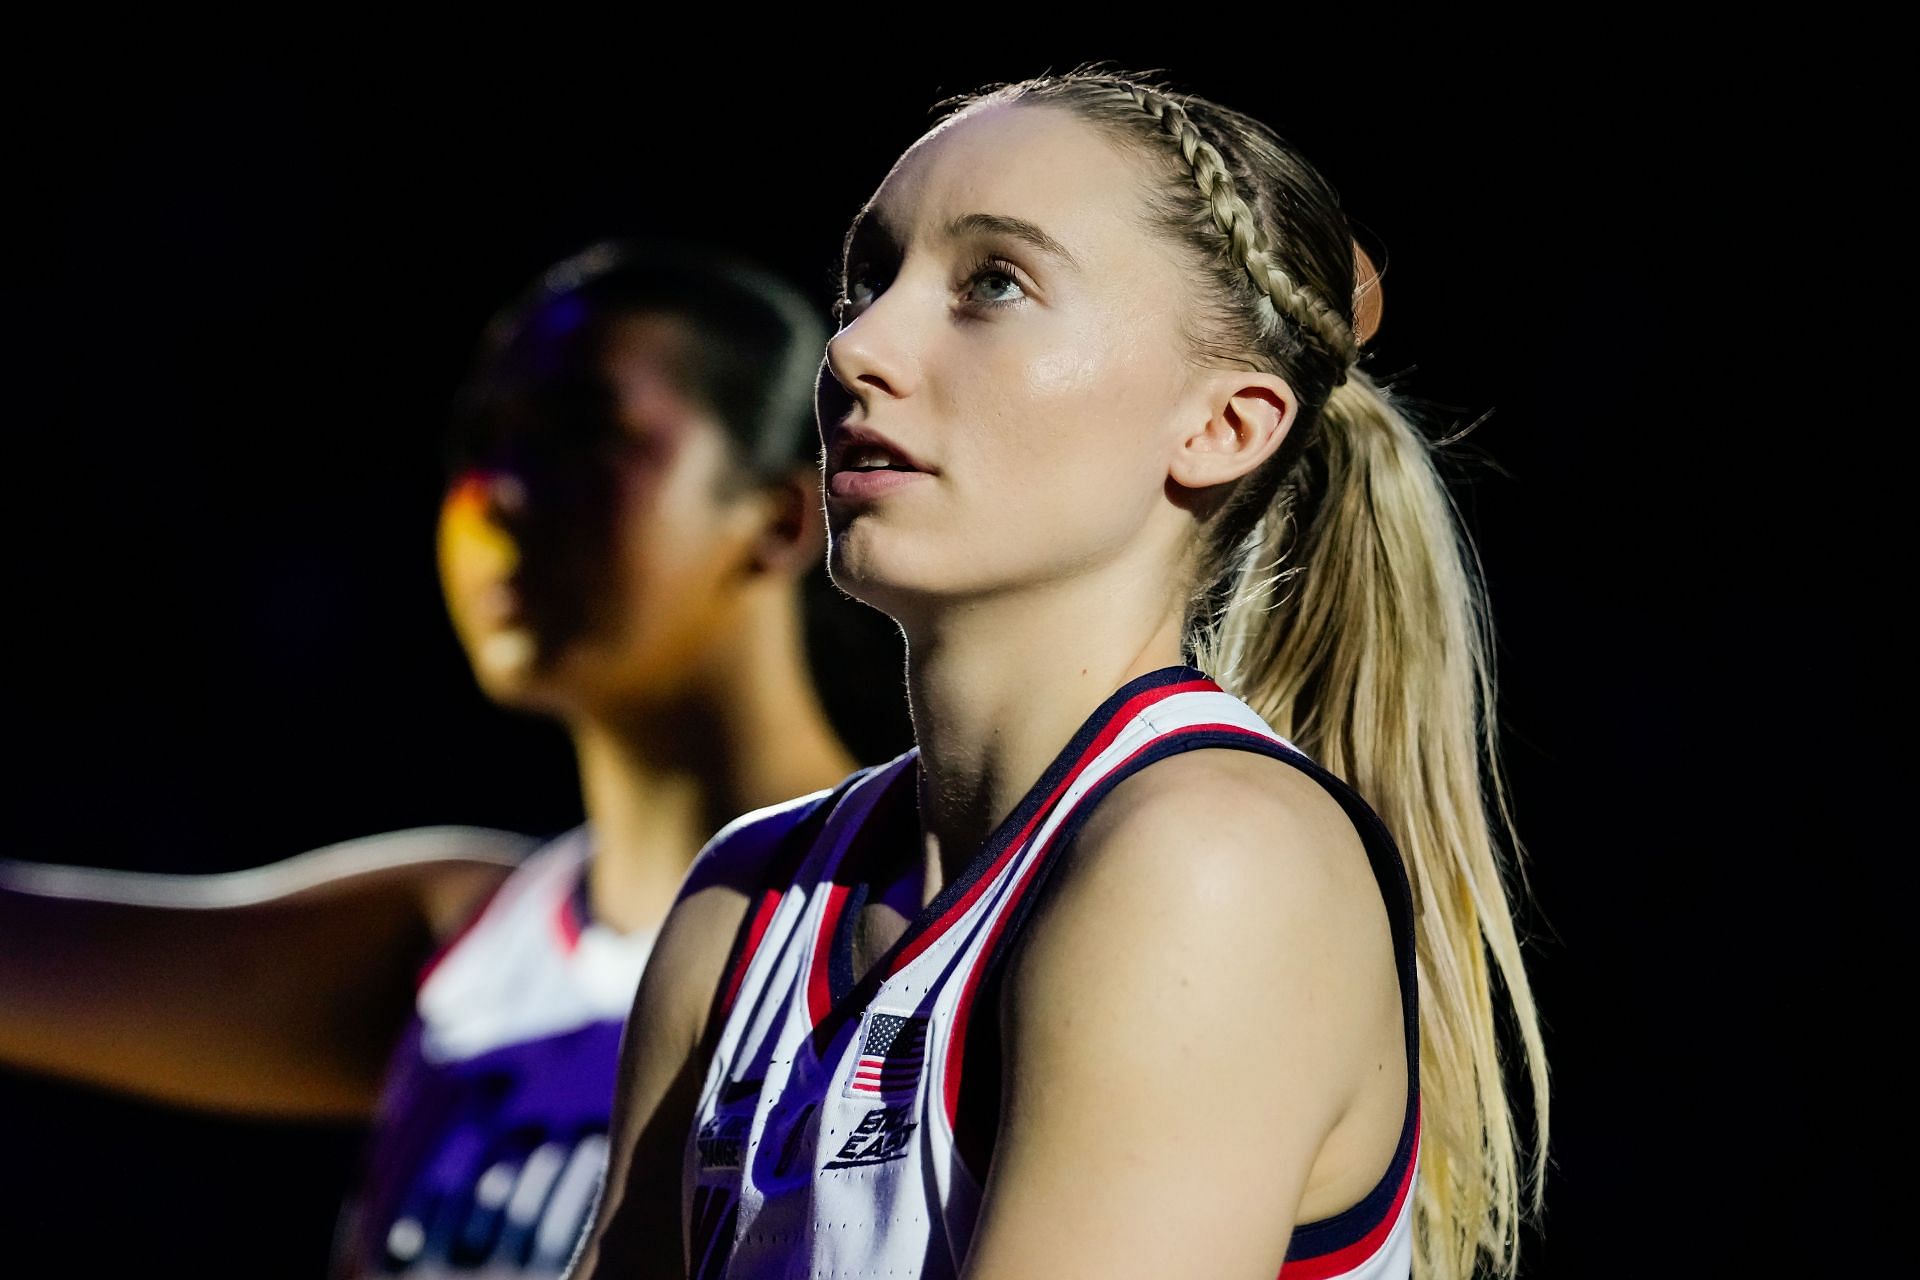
[717,886,784,1021]
[1278,1110,1421,1280]
[885,679,1219,988]
[942,722,1271,1122]
[715,790,849,1022]
[807,882,855,1025]
[414,870,514,991]
[553,889,584,952]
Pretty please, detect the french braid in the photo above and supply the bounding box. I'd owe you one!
[1112,83,1360,368]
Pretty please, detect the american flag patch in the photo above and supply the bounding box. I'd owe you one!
[843,1011,928,1100]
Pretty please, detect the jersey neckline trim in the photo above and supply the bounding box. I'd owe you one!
[804,665,1218,1050]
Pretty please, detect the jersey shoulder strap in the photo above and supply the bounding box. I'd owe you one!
[698,769,879,1029]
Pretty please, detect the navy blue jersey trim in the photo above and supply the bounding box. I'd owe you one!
[757,785,850,902]
[827,879,869,1008]
[964,727,1420,1261]
[1284,1089,1418,1262]
[809,665,1211,1051]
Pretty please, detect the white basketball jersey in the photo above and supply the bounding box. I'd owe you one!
[343,830,657,1277]
[686,667,1420,1280]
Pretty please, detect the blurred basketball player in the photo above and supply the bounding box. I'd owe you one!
[0,242,866,1276]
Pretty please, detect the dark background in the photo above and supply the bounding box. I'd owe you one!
[0,33,1846,1276]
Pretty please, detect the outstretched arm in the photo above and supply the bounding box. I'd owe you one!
[960,751,1407,1280]
[0,826,526,1117]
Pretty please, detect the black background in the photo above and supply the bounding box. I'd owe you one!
[0,30,1849,1276]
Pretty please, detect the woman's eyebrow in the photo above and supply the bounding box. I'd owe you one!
[946,212,1081,269]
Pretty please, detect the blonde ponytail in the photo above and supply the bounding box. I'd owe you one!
[1205,370,1548,1279]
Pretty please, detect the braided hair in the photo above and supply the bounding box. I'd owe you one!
[1115,83,1360,366]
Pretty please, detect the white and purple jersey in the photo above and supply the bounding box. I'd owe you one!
[340,829,653,1278]
[686,667,1420,1280]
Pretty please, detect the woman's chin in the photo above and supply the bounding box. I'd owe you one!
[467,630,560,710]
[828,542,982,627]
[825,539,912,613]
[478,630,537,674]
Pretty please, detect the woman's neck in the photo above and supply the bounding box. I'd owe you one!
[903,555,1188,893]
[570,592,857,934]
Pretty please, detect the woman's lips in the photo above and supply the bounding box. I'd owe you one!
[824,423,934,503]
[826,467,931,502]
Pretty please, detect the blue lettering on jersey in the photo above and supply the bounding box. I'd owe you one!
[349,1018,624,1275]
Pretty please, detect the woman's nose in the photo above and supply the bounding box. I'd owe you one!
[823,296,919,410]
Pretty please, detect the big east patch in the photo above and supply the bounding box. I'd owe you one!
[824,1104,918,1169]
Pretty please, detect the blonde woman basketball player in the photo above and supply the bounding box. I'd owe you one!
[575,72,1548,1280]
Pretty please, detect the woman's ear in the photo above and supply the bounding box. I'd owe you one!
[748,465,827,577]
[1166,373,1297,491]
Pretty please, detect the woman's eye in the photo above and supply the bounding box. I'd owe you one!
[965,264,1026,307]
[837,267,880,321]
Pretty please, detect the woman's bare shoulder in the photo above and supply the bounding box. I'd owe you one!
[1072,747,1376,914]
[1009,745,1397,1037]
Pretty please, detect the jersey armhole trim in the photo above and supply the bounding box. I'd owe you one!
[706,778,858,1029]
[941,727,1422,1267]
[1281,1100,1419,1275]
